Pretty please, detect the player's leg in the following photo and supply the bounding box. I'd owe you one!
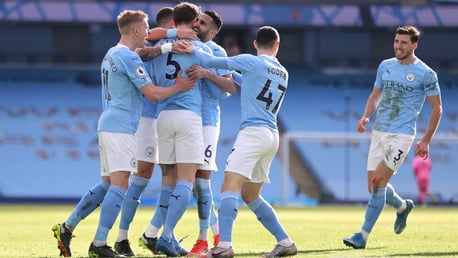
[139,164,175,255]
[52,132,112,257]
[52,179,110,257]
[116,117,158,256]
[188,170,212,255]
[88,132,135,257]
[243,127,297,257]
[156,110,202,256]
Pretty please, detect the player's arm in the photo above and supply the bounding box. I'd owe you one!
[136,41,193,62]
[148,27,198,41]
[140,70,195,101]
[186,65,236,94]
[357,86,382,133]
[231,71,242,87]
[414,94,442,158]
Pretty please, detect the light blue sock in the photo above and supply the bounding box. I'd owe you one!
[94,185,126,242]
[66,181,110,229]
[150,202,163,229]
[119,176,149,230]
[248,196,288,242]
[218,191,238,243]
[362,187,386,233]
[385,183,403,209]
[157,185,174,226]
[162,180,193,241]
[195,178,212,231]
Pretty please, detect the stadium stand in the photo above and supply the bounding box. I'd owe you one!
[1,66,457,205]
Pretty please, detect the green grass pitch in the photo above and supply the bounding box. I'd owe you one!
[0,204,457,257]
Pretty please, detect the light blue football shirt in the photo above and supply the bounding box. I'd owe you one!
[194,49,288,131]
[142,52,158,119]
[373,58,440,135]
[152,38,213,116]
[201,40,231,126]
[98,44,152,134]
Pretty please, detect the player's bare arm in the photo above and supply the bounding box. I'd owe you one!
[186,64,236,94]
[414,94,443,158]
[357,87,382,133]
[136,41,193,61]
[141,70,195,101]
[148,27,198,41]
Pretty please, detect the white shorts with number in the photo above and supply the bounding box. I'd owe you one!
[157,110,204,165]
[136,116,158,163]
[225,126,279,183]
[198,125,220,171]
[98,131,137,176]
[367,129,415,173]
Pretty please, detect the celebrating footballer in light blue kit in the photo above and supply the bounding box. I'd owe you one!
[149,2,215,256]
[185,10,237,255]
[344,25,442,250]
[51,10,195,258]
[114,43,160,256]
[191,26,297,258]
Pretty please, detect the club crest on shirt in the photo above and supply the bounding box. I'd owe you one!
[406,73,415,82]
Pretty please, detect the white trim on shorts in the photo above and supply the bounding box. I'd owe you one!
[98,131,137,176]
[136,116,158,163]
[367,129,415,173]
[157,110,204,164]
[225,126,279,183]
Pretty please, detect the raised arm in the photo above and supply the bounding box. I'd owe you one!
[186,64,236,94]
[136,41,193,62]
[148,27,198,41]
[140,70,195,101]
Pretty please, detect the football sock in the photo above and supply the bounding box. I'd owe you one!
[94,185,126,243]
[161,180,193,241]
[247,196,288,242]
[218,191,238,246]
[362,187,386,234]
[157,185,174,226]
[195,178,212,239]
[66,180,109,229]
[119,176,149,230]
[385,183,402,209]
[117,176,149,242]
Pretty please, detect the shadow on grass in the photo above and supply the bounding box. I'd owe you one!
[384,252,458,257]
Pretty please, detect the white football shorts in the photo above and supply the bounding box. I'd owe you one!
[198,125,220,171]
[135,116,158,163]
[367,129,415,173]
[98,131,137,176]
[157,110,204,164]
[225,126,279,183]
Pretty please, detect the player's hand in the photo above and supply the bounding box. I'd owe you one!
[356,117,369,133]
[177,28,198,40]
[414,140,429,159]
[172,40,194,54]
[175,70,195,92]
[186,65,209,80]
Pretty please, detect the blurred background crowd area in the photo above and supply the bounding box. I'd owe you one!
[1,0,458,72]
